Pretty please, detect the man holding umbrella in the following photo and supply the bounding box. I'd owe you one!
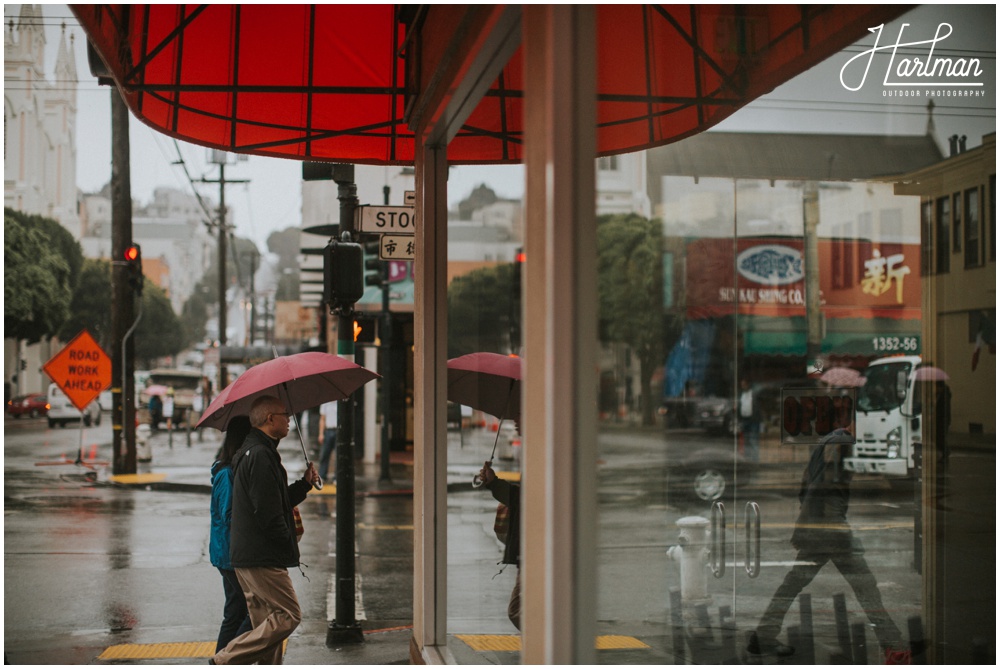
[211,395,319,665]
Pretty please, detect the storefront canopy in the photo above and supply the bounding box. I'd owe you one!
[72,4,907,165]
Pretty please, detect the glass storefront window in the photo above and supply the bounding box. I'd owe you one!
[441,5,993,665]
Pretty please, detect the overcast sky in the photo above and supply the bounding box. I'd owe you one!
[10,4,995,251]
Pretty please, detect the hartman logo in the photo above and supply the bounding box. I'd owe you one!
[840,22,985,94]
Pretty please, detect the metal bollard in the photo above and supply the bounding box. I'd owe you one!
[666,516,711,604]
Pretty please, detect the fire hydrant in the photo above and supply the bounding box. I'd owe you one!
[666,516,711,604]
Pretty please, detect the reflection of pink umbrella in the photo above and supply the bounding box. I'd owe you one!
[912,366,949,381]
[820,367,865,387]
[144,384,170,396]
[196,352,379,430]
[447,353,522,422]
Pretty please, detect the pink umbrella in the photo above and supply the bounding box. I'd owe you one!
[448,352,523,488]
[447,353,522,423]
[912,366,949,382]
[196,352,379,430]
[820,367,865,388]
[144,384,170,396]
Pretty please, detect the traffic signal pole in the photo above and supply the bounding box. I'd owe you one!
[328,164,365,646]
[110,88,137,475]
[379,186,393,483]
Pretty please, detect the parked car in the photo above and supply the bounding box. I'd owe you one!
[693,396,737,436]
[46,383,102,428]
[6,393,50,419]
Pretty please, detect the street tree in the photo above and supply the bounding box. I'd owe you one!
[58,259,113,349]
[597,213,664,426]
[268,227,301,300]
[4,211,80,344]
[447,262,518,357]
[135,282,184,368]
[179,235,261,346]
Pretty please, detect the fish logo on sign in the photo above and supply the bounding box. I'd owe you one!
[736,245,803,286]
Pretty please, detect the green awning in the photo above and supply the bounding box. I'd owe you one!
[743,317,920,356]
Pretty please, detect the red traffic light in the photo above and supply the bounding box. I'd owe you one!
[124,246,140,261]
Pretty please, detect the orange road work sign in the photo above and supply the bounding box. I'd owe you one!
[43,329,112,411]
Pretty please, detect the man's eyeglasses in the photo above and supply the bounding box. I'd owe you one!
[269,412,290,421]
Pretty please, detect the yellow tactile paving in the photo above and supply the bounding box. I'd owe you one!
[307,484,337,495]
[455,634,649,652]
[496,471,520,482]
[596,635,651,650]
[109,473,167,484]
[97,640,287,660]
[98,641,214,660]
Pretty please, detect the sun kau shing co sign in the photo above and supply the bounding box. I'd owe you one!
[840,22,985,92]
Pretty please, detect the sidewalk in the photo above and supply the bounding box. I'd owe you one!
[104,423,520,494]
[94,424,520,665]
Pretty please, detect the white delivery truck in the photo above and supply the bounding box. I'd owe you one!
[843,355,921,478]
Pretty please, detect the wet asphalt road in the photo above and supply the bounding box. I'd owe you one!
[5,415,933,664]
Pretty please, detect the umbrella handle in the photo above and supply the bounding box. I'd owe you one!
[313,473,324,491]
[472,459,493,489]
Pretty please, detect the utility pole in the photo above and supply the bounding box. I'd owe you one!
[109,88,137,475]
[803,181,823,372]
[200,155,248,390]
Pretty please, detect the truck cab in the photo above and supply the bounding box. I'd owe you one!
[844,355,921,478]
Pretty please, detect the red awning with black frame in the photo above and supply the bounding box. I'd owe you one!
[72,4,911,165]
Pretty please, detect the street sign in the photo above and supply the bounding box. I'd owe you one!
[358,205,417,234]
[404,190,415,205]
[42,330,112,411]
[379,234,416,261]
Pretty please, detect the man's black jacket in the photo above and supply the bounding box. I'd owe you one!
[230,428,311,568]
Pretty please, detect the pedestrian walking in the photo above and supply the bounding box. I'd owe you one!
[738,378,761,462]
[317,400,338,482]
[209,416,253,652]
[747,429,908,663]
[477,460,521,631]
[210,396,319,665]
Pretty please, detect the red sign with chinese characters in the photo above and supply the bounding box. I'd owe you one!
[42,330,112,411]
[685,237,921,320]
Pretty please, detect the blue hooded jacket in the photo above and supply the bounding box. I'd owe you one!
[209,460,235,569]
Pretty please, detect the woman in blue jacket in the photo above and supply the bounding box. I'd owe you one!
[210,415,253,652]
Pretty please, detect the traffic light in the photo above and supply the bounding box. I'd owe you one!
[323,239,364,309]
[353,315,378,344]
[363,238,384,288]
[513,247,524,295]
[124,244,144,294]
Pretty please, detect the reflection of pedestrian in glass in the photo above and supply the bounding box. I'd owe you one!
[149,393,164,431]
[163,388,175,431]
[477,461,521,631]
[738,379,760,462]
[210,416,254,651]
[748,429,906,662]
[317,401,338,482]
[935,381,951,467]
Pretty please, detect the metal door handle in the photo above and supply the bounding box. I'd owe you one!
[710,501,726,578]
[745,501,761,578]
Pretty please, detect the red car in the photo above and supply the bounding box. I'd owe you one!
[6,393,50,419]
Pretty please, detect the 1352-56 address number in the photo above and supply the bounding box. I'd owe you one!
[871,336,919,353]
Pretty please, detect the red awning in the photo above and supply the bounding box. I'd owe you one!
[72,5,909,166]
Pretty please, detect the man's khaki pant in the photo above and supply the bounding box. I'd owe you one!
[213,566,302,665]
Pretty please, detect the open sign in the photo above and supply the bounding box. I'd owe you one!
[780,387,856,444]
